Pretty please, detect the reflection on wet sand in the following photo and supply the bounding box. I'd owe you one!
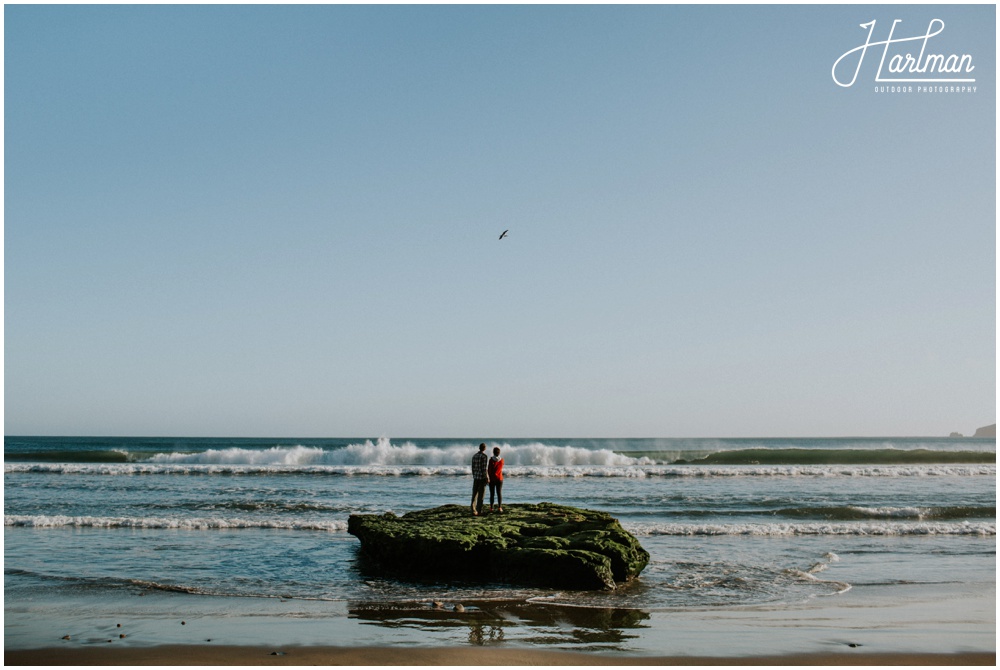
[348,600,650,651]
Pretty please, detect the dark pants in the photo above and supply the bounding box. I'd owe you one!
[489,479,503,507]
[471,478,487,513]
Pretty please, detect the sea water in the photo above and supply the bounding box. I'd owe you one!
[4,436,995,656]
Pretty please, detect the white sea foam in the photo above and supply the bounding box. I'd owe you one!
[789,551,848,595]
[147,445,332,466]
[623,521,996,537]
[5,462,994,478]
[142,438,655,468]
[847,506,932,519]
[7,514,992,537]
[4,514,349,532]
[785,566,853,595]
[7,437,996,475]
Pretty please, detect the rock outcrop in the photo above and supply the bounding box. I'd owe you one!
[973,424,996,438]
[348,502,649,591]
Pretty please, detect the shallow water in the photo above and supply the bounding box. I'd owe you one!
[4,436,995,655]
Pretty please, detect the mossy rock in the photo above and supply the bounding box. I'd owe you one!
[347,502,649,590]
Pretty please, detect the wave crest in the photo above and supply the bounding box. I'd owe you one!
[144,437,654,467]
[7,514,993,537]
[624,521,996,537]
[5,462,995,478]
[4,514,348,532]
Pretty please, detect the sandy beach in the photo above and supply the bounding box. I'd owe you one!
[4,645,996,666]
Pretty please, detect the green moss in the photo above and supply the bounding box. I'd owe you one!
[520,535,570,550]
[347,502,649,591]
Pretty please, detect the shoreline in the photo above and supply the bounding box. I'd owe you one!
[4,645,996,666]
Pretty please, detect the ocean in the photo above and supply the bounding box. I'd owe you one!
[4,436,995,657]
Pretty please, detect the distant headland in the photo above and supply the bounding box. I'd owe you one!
[950,424,995,438]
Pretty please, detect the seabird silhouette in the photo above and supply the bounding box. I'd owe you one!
[499,229,509,240]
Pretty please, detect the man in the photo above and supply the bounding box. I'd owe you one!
[470,442,489,516]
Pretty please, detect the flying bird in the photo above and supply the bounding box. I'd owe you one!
[499,229,509,240]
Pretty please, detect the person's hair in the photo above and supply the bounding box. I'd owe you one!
[493,447,501,456]
[479,443,487,451]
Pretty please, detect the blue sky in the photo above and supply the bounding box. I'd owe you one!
[4,5,995,437]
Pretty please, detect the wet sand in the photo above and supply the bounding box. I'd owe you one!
[4,645,996,666]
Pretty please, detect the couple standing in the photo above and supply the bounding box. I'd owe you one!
[470,443,503,516]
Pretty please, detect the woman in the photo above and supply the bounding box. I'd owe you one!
[488,447,504,513]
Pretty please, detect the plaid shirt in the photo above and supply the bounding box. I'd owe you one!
[471,450,489,481]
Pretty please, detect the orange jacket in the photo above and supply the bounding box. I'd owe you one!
[488,457,504,482]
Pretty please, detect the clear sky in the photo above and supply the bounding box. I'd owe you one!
[4,4,995,438]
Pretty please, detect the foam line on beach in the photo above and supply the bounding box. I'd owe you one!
[6,514,994,536]
[785,551,853,596]
[622,521,996,537]
[622,504,996,521]
[4,514,349,532]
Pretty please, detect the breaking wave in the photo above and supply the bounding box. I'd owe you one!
[140,438,652,467]
[8,438,993,468]
[6,462,994,478]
